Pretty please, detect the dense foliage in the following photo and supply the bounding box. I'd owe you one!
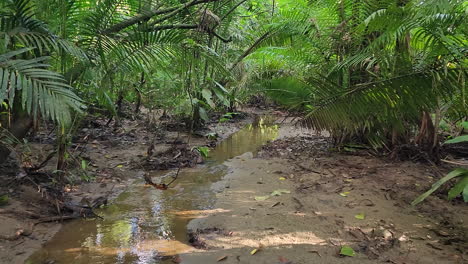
[0,0,466,163]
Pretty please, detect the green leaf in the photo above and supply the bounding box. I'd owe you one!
[343,147,357,152]
[199,107,209,121]
[81,160,88,170]
[201,88,215,108]
[339,192,350,197]
[270,189,290,196]
[444,135,468,144]
[355,213,365,220]
[340,246,355,257]
[463,184,468,202]
[0,194,9,206]
[448,176,468,200]
[412,168,468,206]
[255,195,270,201]
[196,146,210,158]
[460,121,468,130]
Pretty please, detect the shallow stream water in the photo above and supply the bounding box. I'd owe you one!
[27,120,279,264]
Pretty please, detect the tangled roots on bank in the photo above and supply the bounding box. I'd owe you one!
[140,145,204,171]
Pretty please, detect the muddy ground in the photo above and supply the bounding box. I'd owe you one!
[0,109,259,264]
[1,110,467,264]
[183,127,467,263]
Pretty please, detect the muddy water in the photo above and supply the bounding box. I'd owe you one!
[27,121,279,264]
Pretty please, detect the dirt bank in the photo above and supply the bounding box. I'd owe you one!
[182,133,467,263]
[0,108,262,264]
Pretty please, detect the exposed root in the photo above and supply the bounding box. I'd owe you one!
[141,145,203,170]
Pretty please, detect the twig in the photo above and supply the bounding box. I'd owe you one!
[441,159,468,166]
[25,151,57,172]
[166,166,182,187]
[292,197,304,210]
[34,215,78,225]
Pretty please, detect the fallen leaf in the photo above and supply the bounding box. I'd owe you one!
[117,164,124,168]
[278,256,292,264]
[355,213,366,220]
[217,255,228,261]
[339,192,350,197]
[255,196,270,201]
[0,195,9,206]
[308,250,322,257]
[271,189,291,196]
[340,246,355,257]
[250,248,259,255]
[426,242,443,250]
[359,199,375,206]
[271,201,281,207]
[279,177,286,181]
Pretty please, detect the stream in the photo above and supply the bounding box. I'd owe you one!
[27,120,279,264]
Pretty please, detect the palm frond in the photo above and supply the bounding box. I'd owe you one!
[0,48,84,124]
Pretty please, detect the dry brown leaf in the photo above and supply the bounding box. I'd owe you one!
[217,255,228,261]
[278,256,292,264]
[308,250,322,257]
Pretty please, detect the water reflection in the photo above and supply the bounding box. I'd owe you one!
[27,119,279,264]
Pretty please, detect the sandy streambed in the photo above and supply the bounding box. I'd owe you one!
[182,150,467,264]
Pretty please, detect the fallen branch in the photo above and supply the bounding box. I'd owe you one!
[230,31,272,70]
[34,215,79,224]
[24,151,57,172]
[102,0,222,34]
[441,159,468,166]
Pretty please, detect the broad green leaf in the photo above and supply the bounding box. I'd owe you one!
[199,107,209,121]
[444,135,468,144]
[463,184,468,202]
[196,146,210,158]
[448,175,468,200]
[212,85,230,107]
[340,246,355,257]
[412,168,468,206]
[201,88,215,108]
[460,121,468,130]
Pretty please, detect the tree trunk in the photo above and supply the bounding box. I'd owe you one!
[135,72,145,114]
[415,111,439,160]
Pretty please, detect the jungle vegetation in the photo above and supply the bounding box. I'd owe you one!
[0,0,466,170]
